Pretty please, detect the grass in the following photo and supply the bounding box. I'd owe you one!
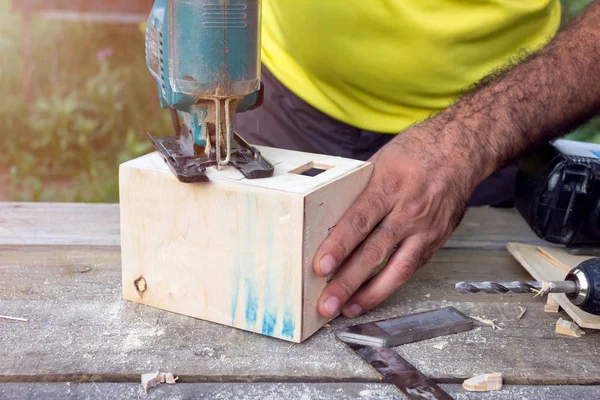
[0,0,598,202]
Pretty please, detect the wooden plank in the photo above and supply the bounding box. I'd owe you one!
[0,203,539,249]
[3,246,600,383]
[0,245,120,301]
[508,243,600,329]
[0,246,530,303]
[119,148,371,343]
[0,203,119,246]
[2,382,599,400]
[537,246,593,273]
[446,207,542,249]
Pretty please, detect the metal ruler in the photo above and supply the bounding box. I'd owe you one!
[337,307,472,400]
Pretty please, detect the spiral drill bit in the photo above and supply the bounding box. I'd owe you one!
[455,280,579,296]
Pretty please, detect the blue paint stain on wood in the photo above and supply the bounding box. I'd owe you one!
[262,311,276,336]
[245,279,258,325]
[231,261,241,324]
[281,310,295,339]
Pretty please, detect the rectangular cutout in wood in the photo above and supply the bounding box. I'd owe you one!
[289,162,333,177]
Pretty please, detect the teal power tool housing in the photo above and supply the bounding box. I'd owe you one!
[145,0,273,182]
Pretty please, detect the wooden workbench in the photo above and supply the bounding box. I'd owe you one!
[1,202,599,399]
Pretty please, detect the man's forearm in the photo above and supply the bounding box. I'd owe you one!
[419,1,600,188]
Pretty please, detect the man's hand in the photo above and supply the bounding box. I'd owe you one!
[312,128,478,318]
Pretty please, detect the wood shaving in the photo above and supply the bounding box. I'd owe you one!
[532,281,553,298]
[0,315,28,322]
[141,371,179,393]
[470,315,502,330]
[463,372,503,391]
[432,341,449,350]
[517,306,527,320]
[164,373,178,384]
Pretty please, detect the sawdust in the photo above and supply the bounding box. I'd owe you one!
[193,383,400,400]
[122,325,165,352]
[195,346,217,358]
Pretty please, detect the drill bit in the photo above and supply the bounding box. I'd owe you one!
[455,280,578,295]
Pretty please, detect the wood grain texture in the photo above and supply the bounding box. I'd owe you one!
[508,243,600,329]
[4,245,600,384]
[0,203,540,249]
[537,246,593,273]
[119,148,371,343]
[0,203,119,246]
[446,207,542,249]
[2,383,600,400]
[545,296,561,313]
[301,163,373,340]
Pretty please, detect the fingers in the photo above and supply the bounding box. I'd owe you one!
[316,217,408,318]
[313,188,391,278]
[341,235,426,318]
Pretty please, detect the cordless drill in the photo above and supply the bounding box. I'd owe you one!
[458,140,600,315]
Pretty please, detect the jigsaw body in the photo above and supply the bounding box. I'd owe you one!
[145,0,273,182]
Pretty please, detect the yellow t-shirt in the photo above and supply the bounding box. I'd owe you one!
[261,0,561,133]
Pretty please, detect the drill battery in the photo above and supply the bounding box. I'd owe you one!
[515,139,600,251]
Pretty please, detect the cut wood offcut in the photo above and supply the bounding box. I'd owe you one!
[507,243,600,330]
[556,317,585,338]
[141,371,178,394]
[120,146,372,343]
[463,372,503,392]
[544,296,560,313]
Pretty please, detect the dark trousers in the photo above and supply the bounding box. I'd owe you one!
[235,67,517,207]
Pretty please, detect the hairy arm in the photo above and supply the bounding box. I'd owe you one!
[428,0,600,185]
[313,1,600,319]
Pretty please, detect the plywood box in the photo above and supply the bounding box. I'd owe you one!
[120,146,372,342]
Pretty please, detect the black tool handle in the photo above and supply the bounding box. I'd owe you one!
[574,258,600,315]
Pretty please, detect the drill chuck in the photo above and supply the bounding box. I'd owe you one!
[456,258,600,316]
[565,258,600,315]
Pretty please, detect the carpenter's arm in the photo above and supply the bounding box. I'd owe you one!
[313,1,600,319]
[429,0,600,181]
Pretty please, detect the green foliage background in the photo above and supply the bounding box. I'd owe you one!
[0,0,170,202]
[0,0,597,202]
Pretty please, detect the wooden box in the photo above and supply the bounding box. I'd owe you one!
[119,146,372,342]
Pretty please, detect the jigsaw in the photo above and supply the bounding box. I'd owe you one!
[145,0,274,182]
